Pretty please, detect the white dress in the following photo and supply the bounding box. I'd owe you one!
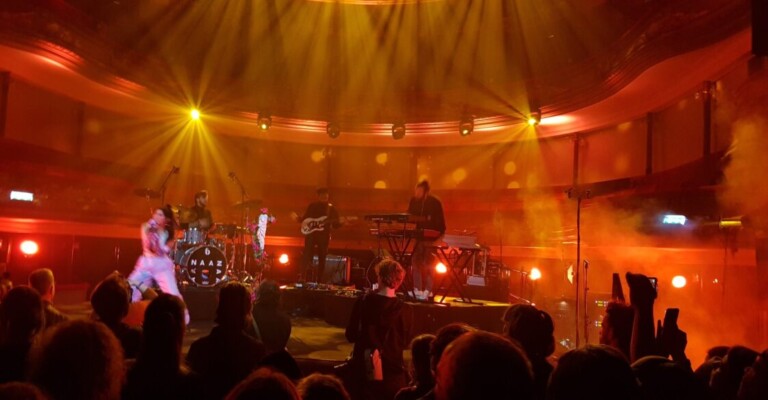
[127,220,189,323]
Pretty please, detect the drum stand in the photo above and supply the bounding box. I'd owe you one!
[229,172,257,285]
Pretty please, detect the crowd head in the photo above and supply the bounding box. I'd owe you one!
[599,301,635,359]
[216,282,253,330]
[29,320,124,400]
[0,286,44,345]
[256,280,281,308]
[435,331,534,400]
[547,344,641,400]
[297,373,350,400]
[376,259,406,290]
[90,273,131,325]
[27,269,55,302]
[503,304,555,361]
[225,368,299,400]
[141,293,186,366]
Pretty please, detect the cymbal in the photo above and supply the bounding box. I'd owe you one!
[232,199,263,209]
[134,188,160,198]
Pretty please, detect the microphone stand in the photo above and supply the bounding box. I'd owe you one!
[583,259,590,344]
[159,166,179,205]
[568,188,590,348]
[230,172,251,280]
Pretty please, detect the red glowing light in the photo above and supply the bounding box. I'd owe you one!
[20,240,39,256]
[278,253,290,265]
[530,267,542,281]
[435,262,447,274]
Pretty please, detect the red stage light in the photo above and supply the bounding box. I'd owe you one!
[530,267,542,281]
[20,240,39,256]
[435,262,447,274]
[278,253,290,265]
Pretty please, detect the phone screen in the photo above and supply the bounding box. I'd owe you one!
[664,308,680,329]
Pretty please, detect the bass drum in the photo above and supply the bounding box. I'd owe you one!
[181,245,228,288]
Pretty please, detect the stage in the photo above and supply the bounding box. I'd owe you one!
[180,284,510,343]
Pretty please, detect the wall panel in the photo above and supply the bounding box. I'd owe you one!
[6,78,80,153]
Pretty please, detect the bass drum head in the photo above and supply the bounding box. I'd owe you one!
[181,245,228,287]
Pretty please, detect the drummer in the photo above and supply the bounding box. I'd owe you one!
[188,190,213,230]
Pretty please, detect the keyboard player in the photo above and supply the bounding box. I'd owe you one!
[407,180,446,299]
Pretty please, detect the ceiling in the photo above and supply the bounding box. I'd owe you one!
[0,0,753,144]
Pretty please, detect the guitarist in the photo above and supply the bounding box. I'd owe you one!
[297,188,341,282]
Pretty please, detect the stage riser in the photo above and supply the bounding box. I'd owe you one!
[280,289,509,339]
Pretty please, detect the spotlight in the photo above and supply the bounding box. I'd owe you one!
[459,116,474,136]
[671,275,687,289]
[258,113,272,131]
[435,262,447,274]
[392,122,406,140]
[20,240,39,256]
[527,109,541,126]
[530,267,542,281]
[278,253,290,265]
[326,122,341,139]
[190,109,201,120]
[662,214,687,226]
[9,190,34,202]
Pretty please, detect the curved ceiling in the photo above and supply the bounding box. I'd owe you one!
[0,0,753,145]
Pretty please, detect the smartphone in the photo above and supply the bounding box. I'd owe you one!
[648,277,658,292]
[663,308,680,329]
[611,273,625,302]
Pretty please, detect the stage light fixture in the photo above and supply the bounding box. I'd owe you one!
[435,262,447,274]
[662,214,687,226]
[20,240,39,256]
[278,253,290,265]
[527,109,541,126]
[530,267,542,281]
[392,122,406,140]
[459,116,474,136]
[190,109,201,120]
[258,114,272,131]
[326,122,341,139]
[672,275,687,289]
[9,190,34,202]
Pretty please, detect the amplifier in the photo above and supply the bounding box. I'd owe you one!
[312,254,352,284]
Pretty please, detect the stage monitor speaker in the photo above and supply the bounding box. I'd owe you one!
[312,254,351,284]
[754,0,768,56]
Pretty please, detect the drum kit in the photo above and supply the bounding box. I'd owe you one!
[169,200,265,288]
[135,168,266,289]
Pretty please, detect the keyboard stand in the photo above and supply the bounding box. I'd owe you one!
[432,244,485,305]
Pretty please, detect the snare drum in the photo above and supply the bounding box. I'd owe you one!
[180,245,228,287]
[183,228,206,246]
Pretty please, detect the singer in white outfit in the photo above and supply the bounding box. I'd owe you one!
[127,206,189,324]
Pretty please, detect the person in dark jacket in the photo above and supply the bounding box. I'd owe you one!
[90,273,143,359]
[0,287,44,384]
[188,282,266,399]
[296,188,341,282]
[407,181,445,299]
[249,280,291,354]
[28,268,68,330]
[345,259,408,400]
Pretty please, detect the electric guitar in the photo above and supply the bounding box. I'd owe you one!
[295,215,358,235]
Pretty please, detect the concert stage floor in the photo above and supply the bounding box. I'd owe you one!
[279,287,510,340]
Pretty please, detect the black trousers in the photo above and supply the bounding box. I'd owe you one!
[302,232,329,282]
